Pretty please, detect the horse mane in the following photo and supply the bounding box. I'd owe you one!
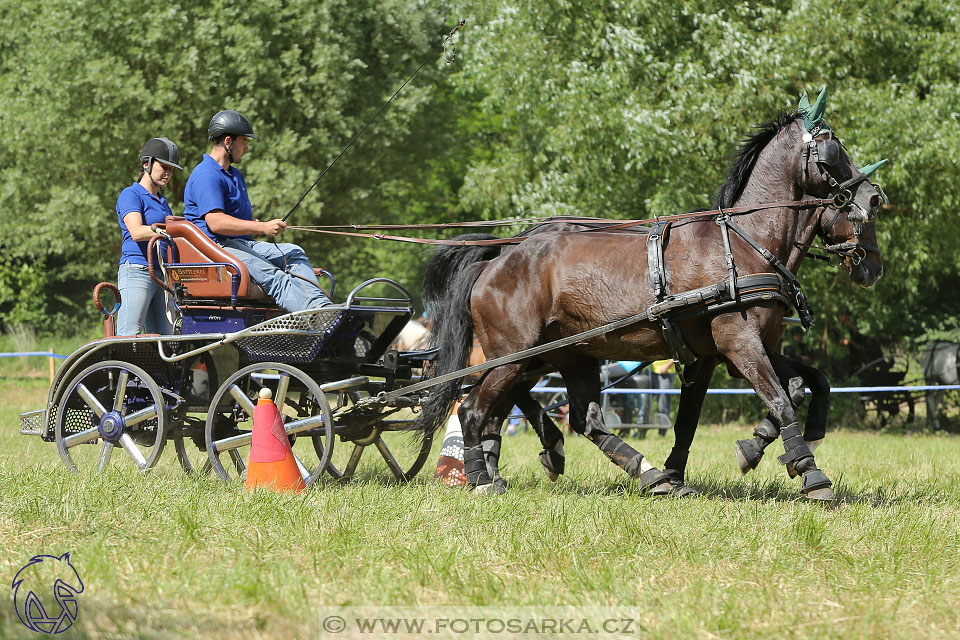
[714,111,800,209]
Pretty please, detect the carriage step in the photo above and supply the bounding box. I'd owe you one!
[19,409,44,437]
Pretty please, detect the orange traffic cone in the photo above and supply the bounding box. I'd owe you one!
[245,388,306,492]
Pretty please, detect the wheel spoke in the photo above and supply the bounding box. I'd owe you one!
[97,441,114,472]
[275,372,291,409]
[229,450,246,476]
[76,384,107,419]
[123,404,158,427]
[374,437,406,480]
[112,371,130,412]
[119,433,147,469]
[292,452,309,479]
[63,426,100,448]
[228,384,256,415]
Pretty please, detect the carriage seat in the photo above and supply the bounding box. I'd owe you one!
[162,216,271,303]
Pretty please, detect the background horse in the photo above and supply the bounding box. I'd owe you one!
[921,340,960,428]
[421,89,884,500]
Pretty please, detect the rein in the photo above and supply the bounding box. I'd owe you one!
[287,198,836,247]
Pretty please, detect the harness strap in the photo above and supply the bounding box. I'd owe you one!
[717,215,739,302]
[724,217,814,328]
[646,221,669,301]
[645,220,697,369]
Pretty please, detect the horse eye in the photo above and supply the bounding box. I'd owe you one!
[870,195,880,208]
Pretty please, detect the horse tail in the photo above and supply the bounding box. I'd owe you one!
[417,234,504,435]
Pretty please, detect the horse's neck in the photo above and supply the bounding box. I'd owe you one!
[734,148,815,275]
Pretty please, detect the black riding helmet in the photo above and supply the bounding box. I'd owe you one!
[207,110,257,141]
[139,137,183,170]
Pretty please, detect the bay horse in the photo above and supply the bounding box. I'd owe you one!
[419,89,884,500]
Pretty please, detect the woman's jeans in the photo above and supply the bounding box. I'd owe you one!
[117,262,175,336]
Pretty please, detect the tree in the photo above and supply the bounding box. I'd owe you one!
[0,0,462,329]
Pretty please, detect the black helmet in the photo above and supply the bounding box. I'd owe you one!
[208,110,257,141]
[139,137,182,170]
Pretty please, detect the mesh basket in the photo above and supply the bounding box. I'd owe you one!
[19,410,44,436]
[235,309,345,363]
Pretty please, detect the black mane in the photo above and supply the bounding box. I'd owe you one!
[714,111,800,209]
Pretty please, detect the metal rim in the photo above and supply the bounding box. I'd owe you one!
[55,360,167,473]
[204,362,334,485]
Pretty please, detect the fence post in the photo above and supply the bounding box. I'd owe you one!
[49,348,55,384]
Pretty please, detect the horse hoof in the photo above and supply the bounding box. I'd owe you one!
[805,487,836,502]
[474,482,506,496]
[734,439,762,475]
[543,467,559,482]
[649,479,698,497]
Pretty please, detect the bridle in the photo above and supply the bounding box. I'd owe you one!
[803,126,885,265]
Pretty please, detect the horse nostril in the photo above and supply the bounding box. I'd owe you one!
[870,195,880,209]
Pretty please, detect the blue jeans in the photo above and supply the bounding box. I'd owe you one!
[220,238,330,312]
[117,262,176,336]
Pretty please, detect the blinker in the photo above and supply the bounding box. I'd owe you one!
[816,139,840,166]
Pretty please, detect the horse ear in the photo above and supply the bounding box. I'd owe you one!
[801,86,828,131]
[861,158,889,177]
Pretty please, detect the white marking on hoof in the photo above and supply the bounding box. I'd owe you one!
[806,439,822,453]
[639,456,654,474]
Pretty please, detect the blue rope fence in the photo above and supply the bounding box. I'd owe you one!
[532,385,960,395]
[0,352,69,360]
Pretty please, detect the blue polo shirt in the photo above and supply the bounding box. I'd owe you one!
[116,182,173,266]
[183,154,253,241]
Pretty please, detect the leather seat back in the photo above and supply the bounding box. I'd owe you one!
[163,216,269,301]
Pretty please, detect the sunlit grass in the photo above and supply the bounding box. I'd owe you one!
[1,377,958,639]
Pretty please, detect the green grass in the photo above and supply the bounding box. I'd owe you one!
[1,376,959,640]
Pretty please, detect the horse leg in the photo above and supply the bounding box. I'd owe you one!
[511,385,566,481]
[459,363,526,494]
[661,356,718,491]
[718,335,835,501]
[561,360,684,494]
[735,351,816,475]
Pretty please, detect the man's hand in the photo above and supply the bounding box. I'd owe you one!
[259,219,287,237]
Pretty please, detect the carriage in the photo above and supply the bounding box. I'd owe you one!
[18,216,438,485]
[853,357,917,426]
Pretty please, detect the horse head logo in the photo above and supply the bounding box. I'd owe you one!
[12,553,84,635]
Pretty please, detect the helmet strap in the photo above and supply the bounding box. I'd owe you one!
[144,158,164,193]
[222,136,237,164]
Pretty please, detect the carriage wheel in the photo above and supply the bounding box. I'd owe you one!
[55,361,167,473]
[204,363,334,486]
[319,422,434,483]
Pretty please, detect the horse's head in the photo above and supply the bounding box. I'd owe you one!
[796,88,885,287]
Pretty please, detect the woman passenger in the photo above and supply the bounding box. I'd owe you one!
[115,137,182,335]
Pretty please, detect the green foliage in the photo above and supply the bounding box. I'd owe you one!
[1,0,959,351]
[449,0,960,348]
[0,0,460,329]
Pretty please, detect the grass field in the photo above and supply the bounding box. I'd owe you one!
[1,373,959,640]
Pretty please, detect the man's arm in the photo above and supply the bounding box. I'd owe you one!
[205,210,286,238]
